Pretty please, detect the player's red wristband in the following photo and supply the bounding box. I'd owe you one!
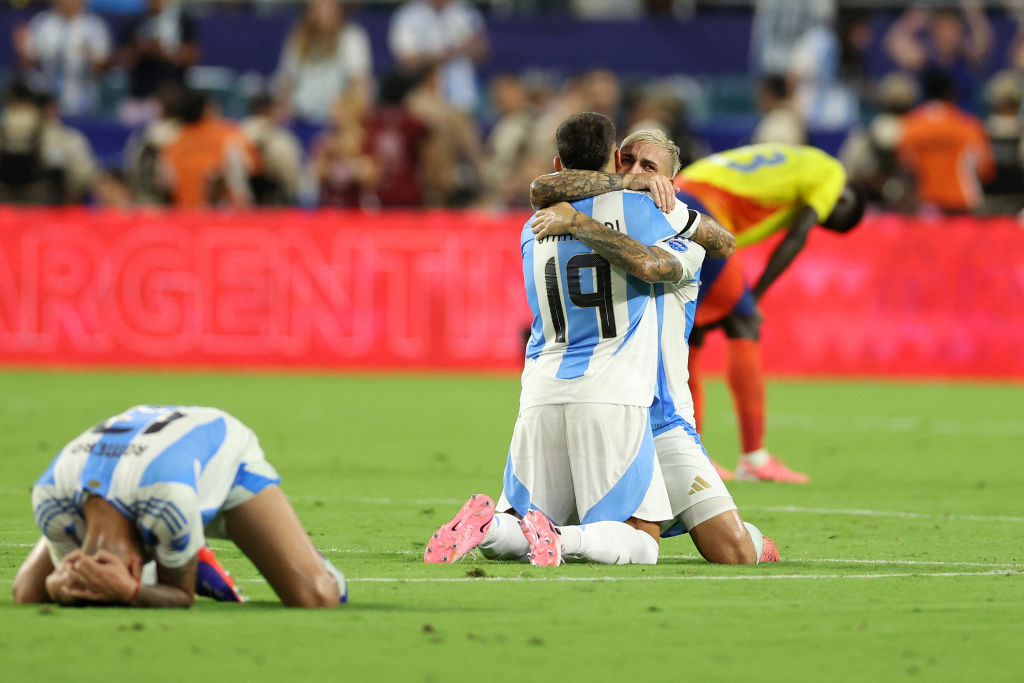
[127,577,141,605]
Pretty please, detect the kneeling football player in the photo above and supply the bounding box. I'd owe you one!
[12,405,346,608]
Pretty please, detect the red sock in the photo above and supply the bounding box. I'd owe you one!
[726,338,765,454]
[687,344,704,432]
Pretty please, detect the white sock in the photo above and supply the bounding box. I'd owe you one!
[560,521,659,565]
[743,521,765,563]
[741,448,770,467]
[478,513,530,561]
[321,555,348,603]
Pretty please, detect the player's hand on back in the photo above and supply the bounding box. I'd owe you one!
[531,202,579,239]
[626,172,675,213]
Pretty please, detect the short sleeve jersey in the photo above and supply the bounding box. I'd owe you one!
[676,144,846,248]
[520,191,705,409]
[32,405,253,569]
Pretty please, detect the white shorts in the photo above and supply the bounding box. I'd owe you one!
[655,425,737,537]
[202,417,281,540]
[496,403,672,526]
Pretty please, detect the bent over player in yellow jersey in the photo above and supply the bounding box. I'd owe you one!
[674,144,865,482]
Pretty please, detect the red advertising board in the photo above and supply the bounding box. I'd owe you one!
[0,208,1021,379]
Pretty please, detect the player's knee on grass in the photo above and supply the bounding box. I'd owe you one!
[689,511,757,565]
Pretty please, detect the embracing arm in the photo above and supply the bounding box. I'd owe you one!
[532,203,682,283]
[751,205,818,300]
[690,214,736,258]
[530,170,676,211]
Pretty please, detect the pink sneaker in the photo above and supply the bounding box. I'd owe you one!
[760,536,780,563]
[424,494,495,563]
[711,458,734,482]
[736,455,810,483]
[519,510,562,567]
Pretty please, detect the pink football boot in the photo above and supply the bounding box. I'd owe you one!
[424,494,495,563]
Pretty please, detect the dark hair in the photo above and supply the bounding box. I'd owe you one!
[759,73,789,100]
[249,92,275,116]
[922,68,955,102]
[4,79,38,105]
[555,111,617,171]
[823,184,866,234]
[177,89,208,125]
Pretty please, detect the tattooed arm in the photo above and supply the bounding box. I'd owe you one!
[530,170,676,212]
[531,203,683,284]
[689,213,736,258]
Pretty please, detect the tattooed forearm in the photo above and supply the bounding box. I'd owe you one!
[530,170,625,209]
[569,212,683,283]
[690,214,736,258]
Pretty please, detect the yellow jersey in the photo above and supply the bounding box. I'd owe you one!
[674,144,846,248]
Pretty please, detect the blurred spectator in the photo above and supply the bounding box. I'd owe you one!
[839,72,918,211]
[1008,1,1024,73]
[751,0,834,75]
[38,92,98,203]
[0,82,51,204]
[837,8,875,102]
[388,0,488,115]
[480,74,537,209]
[981,70,1024,214]
[884,2,993,111]
[117,0,200,125]
[362,70,432,208]
[751,73,806,145]
[92,169,134,209]
[405,65,485,206]
[525,75,587,173]
[274,0,372,125]
[898,69,994,214]
[581,69,623,127]
[123,82,182,205]
[623,87,708,169]
[0,82,95,205]
[241,93,304,206]
[159,90,255,208]
[569,0,643,20]
[788,9,857,129]
[14,0,112,116]
[312,94,379,209]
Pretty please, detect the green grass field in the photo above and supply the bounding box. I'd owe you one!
[1,369,1022,682]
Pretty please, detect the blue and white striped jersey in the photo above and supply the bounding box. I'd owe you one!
[520,191,705,408]
[32,405,268,569]
[651,274,702,436]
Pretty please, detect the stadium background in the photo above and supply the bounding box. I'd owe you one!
[1,0,1022,377]
[1,2,1023,681]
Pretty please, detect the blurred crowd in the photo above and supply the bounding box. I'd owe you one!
[3,0,1024,215]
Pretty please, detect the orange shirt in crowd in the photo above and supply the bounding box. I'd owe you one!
[898,102,994,212]
[161,117,256,208]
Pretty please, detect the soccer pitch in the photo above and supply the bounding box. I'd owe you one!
[1,370,1021,682]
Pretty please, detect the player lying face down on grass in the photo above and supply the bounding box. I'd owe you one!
[524,129,778,565]
[12,405,346,608]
